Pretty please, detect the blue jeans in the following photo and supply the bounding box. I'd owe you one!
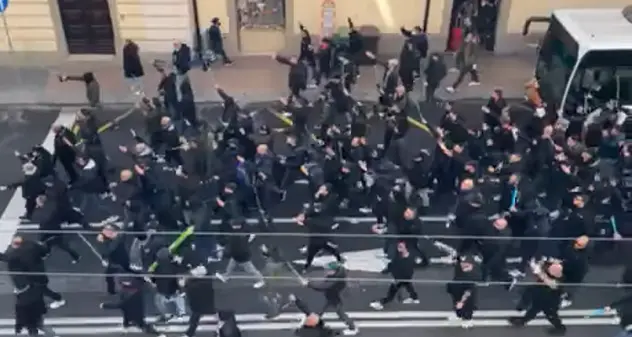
[154,293,186,317]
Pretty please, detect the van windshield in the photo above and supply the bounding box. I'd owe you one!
[565,50,632,113]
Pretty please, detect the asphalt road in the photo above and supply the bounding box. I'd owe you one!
[0,100,626,322]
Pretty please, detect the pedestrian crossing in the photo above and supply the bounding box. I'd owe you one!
[2,310,620,335]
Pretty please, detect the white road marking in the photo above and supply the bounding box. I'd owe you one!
[0,309,612,326]
[0,110,76,251]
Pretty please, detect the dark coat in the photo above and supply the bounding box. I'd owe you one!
[123,42,144,78]
[185,277,216,314]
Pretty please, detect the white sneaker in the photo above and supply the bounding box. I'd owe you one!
[215,272,227,283]
[446,86,455,93]
[402,298,420,304]
[560,299,572,308]
[468,81,481,86]
[369,301,383,310]
[461,320,474,328]
[449,67,459,73]
[253,281,265,289]
[343,328,359,335]
[49,299,66,309]
[248,234,256,242]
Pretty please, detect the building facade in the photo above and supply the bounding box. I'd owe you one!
[0,0,631,65]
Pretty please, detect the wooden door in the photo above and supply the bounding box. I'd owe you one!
[57,0,115,54]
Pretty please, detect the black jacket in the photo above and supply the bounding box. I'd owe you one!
[53,127,77,161]
[275,55,307,90]
[123,42,144,78]
[208,25,224,50]
[308,267,347,301]
[387,254,415,280]
[173,44,191,74]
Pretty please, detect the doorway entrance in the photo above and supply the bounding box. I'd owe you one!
[445,0,501,52]
[57,0,115,54]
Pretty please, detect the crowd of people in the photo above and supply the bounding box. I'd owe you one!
[1,5,632,337]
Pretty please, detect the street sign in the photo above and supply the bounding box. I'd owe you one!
[0,0,8,13]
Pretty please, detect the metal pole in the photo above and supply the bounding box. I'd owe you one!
[422,0,431,32]
[190,0,207,71]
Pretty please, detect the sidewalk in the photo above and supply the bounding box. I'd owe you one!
[0,54,536,106]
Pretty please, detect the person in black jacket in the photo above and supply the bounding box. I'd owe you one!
[215,218,265,288]
[302,262,357,335]
[172,41,191,75]
[149,247,187,322]
[100,274,165,336]
[1,236,67,309]
[446,254,478,328]
[14,282,57,336]
[98,224,133,295]
[297,23,316,86]
[36,190,84,263]
[424,53,447,103]
[508,260,566,335]
[294,201,343,272]
[183,265,216,337]
[400,25,428,78]
[370,241,419,310]
[1,161,46,221]
[72,154,111,215]
[273,53,308,103]
[123,39,145,94]
[291,294,340,337]
[208,17,232,65]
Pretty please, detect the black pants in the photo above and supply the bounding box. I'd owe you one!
[60,158,78,183]
[304,240,342,269]
[425,84,438,103]
[319,297,356,330]
[106,263,132,295]
[165,149,184,166]
[449,292,475,319]
[41,234,79,261]
[380,281,418,304]
[522,302,564,329]
[123,310,160,335]
[186,312,203,337]
[213,47,232,64]
[42,285,63,302]
[24,197,36,218]
[452,65,479,88]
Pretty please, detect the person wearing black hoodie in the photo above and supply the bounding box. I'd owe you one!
[302,262,357,335]
[1,236,66,310]
[273,53,308,103]
[423,53,447,103]
[370,241,419,311]
[14,281,57,336]
[72,154,111,216]
[298,23,316,86]
[215,218,265,289]
[100,273,165,336]
[182,265,216,337]
[446,255,479,328]
[208,17,232,65]
[149,247,187,322]
[291,294,340,337]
